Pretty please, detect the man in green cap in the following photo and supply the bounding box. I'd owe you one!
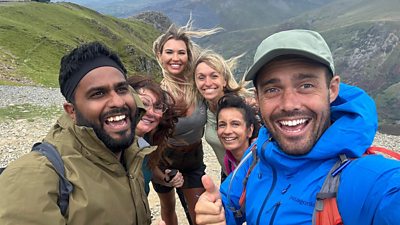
[0,41,152,225]
[194,29,400,224]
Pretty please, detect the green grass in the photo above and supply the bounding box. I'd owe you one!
[375,82,400,122]
[0,2,161,87]
[0,104,63,121]
[0,80,24,86]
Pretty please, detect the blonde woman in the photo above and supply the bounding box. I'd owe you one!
[193,50,254,180]
[152,21,221,225]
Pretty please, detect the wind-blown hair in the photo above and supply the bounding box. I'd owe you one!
[127,75,178,169]
[194,49,251,101]
[153,19,222,115]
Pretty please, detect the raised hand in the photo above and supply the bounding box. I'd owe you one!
[195,175,226,225]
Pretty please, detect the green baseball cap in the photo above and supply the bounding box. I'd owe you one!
[244,29,335,81]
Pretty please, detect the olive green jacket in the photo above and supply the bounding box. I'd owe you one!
[0,113,152,225]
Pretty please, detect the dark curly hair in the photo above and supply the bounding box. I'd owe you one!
[127,75,178,169]
[59,41,127,102]
[216,93,260,141]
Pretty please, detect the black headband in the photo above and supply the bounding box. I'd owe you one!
[61,55,126,102]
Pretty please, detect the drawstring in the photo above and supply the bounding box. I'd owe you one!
[227,136,271,218]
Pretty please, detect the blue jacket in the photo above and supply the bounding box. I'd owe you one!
[220,83,400,225]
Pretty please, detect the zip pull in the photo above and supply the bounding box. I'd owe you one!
[331,154,351,177]
[281,184,291,194]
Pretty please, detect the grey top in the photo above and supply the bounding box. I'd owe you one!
[168,101,207,146]
[138,137,150,148]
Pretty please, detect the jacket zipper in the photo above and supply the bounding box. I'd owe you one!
[256,165,277,225]
[269,202,281,225]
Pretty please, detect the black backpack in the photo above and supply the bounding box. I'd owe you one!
[0,142,73,216]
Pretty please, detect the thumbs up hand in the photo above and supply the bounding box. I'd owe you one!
[195,175,226,225]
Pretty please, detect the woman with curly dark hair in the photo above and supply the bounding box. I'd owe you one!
[127,75,182,195]
[216,94,260,175]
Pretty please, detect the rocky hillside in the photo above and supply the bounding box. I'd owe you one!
[131,11,172,33]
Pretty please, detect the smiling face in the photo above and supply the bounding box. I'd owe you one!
[64,66,137,153]
[158,39,188,76]
[195,62,226,104]
[217,107,253,155]
[135,89,163,137]
[255,58,339,155]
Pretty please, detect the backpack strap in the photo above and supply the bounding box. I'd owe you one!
[312,146,399,225]
[32,142,73,217]
[235,143,258,217]
[366,146,400,159]
[312,154,350,225]
[226,141,259,218]
[228,137,271,218]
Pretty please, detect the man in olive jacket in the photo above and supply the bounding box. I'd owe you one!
[0,42,152,225]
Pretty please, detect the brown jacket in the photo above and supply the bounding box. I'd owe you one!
[0,113,151,225]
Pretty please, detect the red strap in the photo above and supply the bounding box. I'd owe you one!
[239,162,254,207]
[316,147,399,225]
[238,143,258,209]
[316,198,343,225]
[366,146,400,159]
[239,189,246,206]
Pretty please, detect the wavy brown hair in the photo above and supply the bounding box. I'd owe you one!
[127,75,178,169]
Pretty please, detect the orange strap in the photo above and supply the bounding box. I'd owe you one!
[315,198,343,225]
[315,146,399,225]
[366,146,400,159]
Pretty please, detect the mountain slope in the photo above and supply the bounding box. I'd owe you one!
[0,1,161,87]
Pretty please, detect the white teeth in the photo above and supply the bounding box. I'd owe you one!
[107,115,126,122]
[280,119,306,126]
[141,118,153,124]
[170,64,180,68]
[204,88,215,93]
[223,137,235,141]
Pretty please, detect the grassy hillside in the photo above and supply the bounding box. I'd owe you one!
[375,81,400,134]
[0,1,161,87]
[303,0,400,30]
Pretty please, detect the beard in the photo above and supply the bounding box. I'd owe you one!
[75,107,137,154]
[267,108,331,156]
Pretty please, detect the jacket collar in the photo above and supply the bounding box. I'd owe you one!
[48,113,142,175]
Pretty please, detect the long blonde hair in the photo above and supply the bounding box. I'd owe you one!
[153,19,222,114]
[193,49,251,101]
